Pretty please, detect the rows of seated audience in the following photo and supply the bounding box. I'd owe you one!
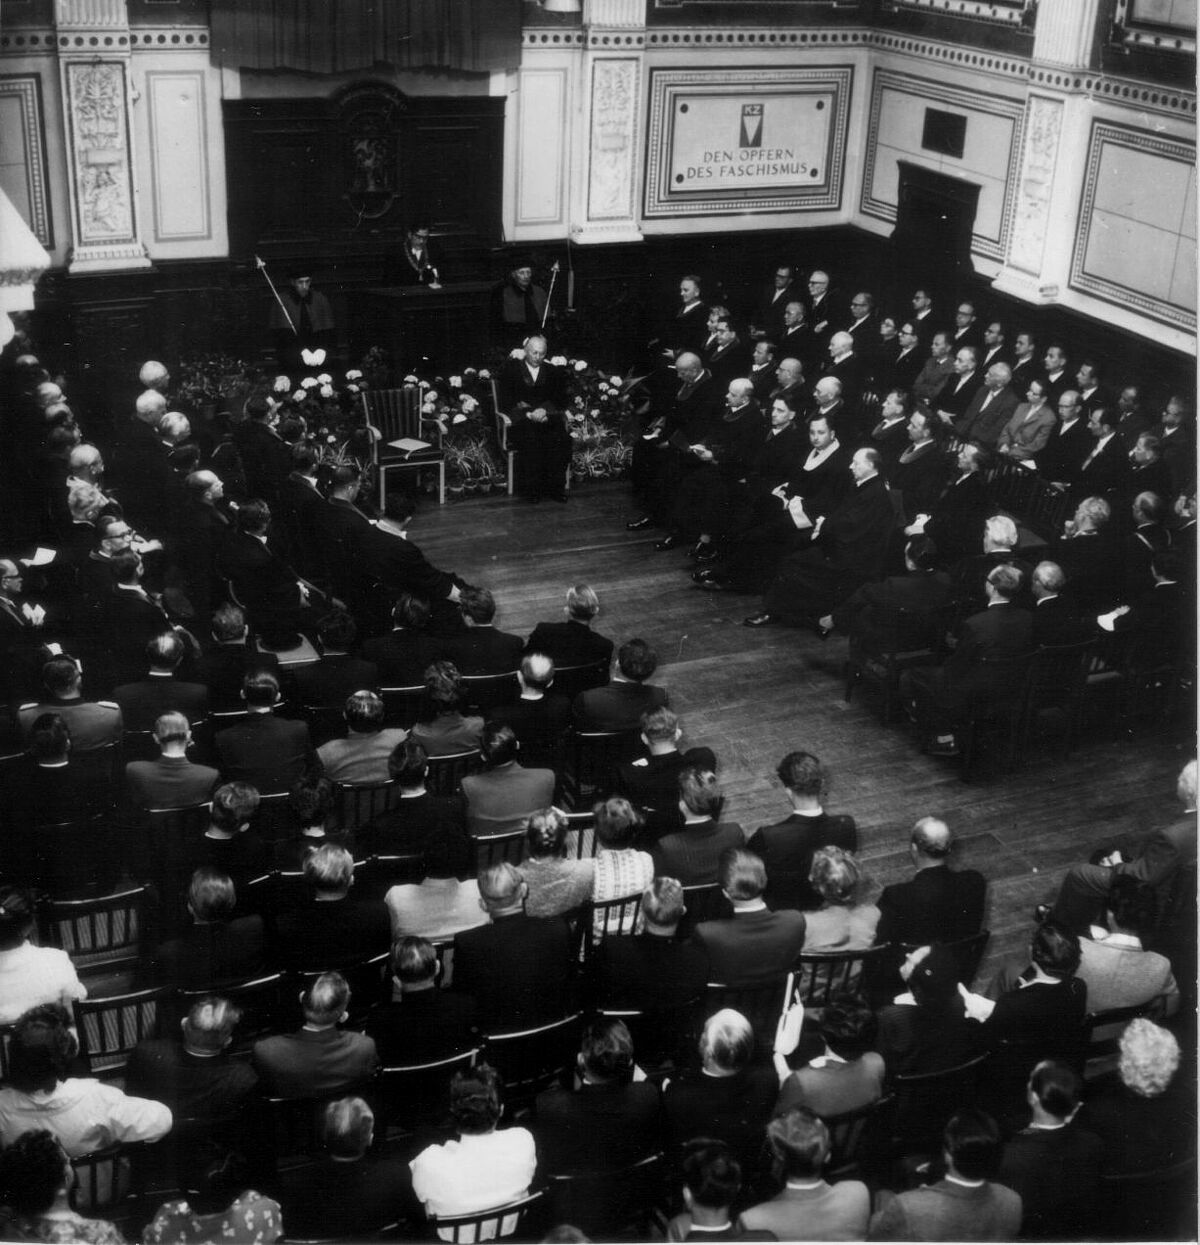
[0,320,1193,1242]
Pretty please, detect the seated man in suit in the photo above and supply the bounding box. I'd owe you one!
[452,862,575,1033]
[615,706,688,837]
[652,766,744,887]
[573,637,669,732]
[1048,759,1196,936]
[316,690,408,784]
[365,936,478,1068]
[12,715,116,845]
[524,583,614,673]
[776,997,886,1119]
[461,722,555,837]
[594,876,710,1014]
[274,845,392,970]
[741,1107,871,1241]
[872,817,987,993]
[439,587,523,676]
[273,773,356,872]
[112,630,208,733]
[360,593,446,690]
[125,996,259,1121]
[867,1110,1021,1241]
[1030,561,1094,648]
[213,670,315,795]
[362,738,466,858]
[18,654,122,752]
[191,605,280,712]
[179,782,271,889]
[151,868,266,988]
[901,562,1033,756]
[489,653,571,768]
[747,751,857,912]
[693,849,807,985]
[496,332,571,502]
[281,1096,419,1240]
[535,1017,663,1177]
[292,611,379,711]
[252,972,379,1099]
[124,710,218,811]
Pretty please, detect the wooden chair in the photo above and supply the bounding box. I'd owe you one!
[170,973,287,1056]
[74,987,167,1080]
[704,976,792,1059]
[487,377,518,497]
[580,893,644,961]
[959,651,1037,782]
[794,944,895,1008]
[429,1189,546,1243]
[562,810,597,861]
[37,886,149,984]
[843,604,952,723]
[357,852,426,903]
[473,829,527,872]
[546,1151,666,1242]
[425,749,481,797]
[461,671,520,715]
[482,1012,585,1110]
[889,1051,990,1156]
[26,813,115,895]
[551,659,611,701]
[291,953,390,1028]
[377,1048,478,1133]
[823,1093,896,1183]
[263,1077,381,1171]
[334,780,401,831]
[597,999,702,1080]
[1099,1156,1198,1241]
[563,729,640,808]
[678,882,729,936]
[379,685,424,729]
[363,386,446,505]
[69,1140,148,1224]
[1082,996,1171,1079]
[1019,639,1095,760]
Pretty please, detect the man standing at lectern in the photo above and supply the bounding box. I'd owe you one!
[498,334,571,504]
[385,221,440,286]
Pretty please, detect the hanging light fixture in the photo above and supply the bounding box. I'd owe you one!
[0,188,50,349]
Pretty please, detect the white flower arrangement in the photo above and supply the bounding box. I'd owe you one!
[448,375,462,388]
[300,376,319,389]
[293,389,308,402]
[345,369,363,381]
[598,382,611,394]
[316,372,333,385]
[574,359,588,371]
[403,373,419,385]
[273,375,292,393]
[509,348,525,360]
[478,369,491,380]
[549,355,568,367]
[346,383,360,394]
[320,384,335,399]
[460,395,479,414]
[610,375,623,387]
[452,412,468,425]
[418,380,431,390]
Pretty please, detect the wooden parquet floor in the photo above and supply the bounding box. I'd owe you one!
[415,480,1187,981]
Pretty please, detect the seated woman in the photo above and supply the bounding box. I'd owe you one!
[409,1064,536,1237]
[591,797,654,939]
[801,846,880,952]
[408,661,484,757]
[0,1129,125,1244]
[520,808,594,918]
[0,886,87,1026]
[0,1004,172,1156]
[144,1149,281,1245]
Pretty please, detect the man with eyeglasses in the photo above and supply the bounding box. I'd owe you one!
[843,291,878,348]
[804,270,841,346]
[386,220,439,287]
[0,560,48,701]
[1041,391,1092,489]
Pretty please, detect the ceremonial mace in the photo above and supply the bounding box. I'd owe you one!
[254,255,297,336]
[541,260,561,329]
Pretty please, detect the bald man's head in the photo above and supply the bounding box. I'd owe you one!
[676,352,703,383]
[911,817,953,862]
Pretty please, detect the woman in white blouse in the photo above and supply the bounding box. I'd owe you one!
[0,886,86,1027]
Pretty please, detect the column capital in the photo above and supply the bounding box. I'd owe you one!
[584,0,646,29]
[1031,0,1104,69]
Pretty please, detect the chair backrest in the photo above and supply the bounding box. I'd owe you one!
[430,1188,545,1244]
[823,1093,896,1181]
[482,1012,585,1105]
[357,852,426,903]
[264,1077,380,1169]
[678,883,729,933]
[551,660,610,702]
[38,886,149,980]
[460,671,520,715]
[334,780,401,831]
[171,973,287,1054]
[582,893,644,959]
[1083,996,1169,1077]
[891,1051,990,1151]
[74,987,167,1079]
[546,1152,666,1241]
[704,976,792,1058]
[1100,1156,1198,1241]
[473,829,527,872]
[291,953,390,1026]
[794,944,895,1008]
[564,729,641,808]
[0,1022,15,1081]
[425,749,482,797]
[562,811,597,860]
[378,1048,478,1132]
[380,685,424,729]
[28,814,114,894]
[364,387,423,450]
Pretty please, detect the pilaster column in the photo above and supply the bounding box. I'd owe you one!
[1031,0,1105,69]
[54,0,151,271]
[571,0,644,245]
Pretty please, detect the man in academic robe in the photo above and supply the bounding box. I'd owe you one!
[270,268,335,372]
[497,333,571,503]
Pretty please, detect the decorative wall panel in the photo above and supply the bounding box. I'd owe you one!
[515,66,568,226]
[63,59,135,243]
[1007,93,1062,276]
[145,69,209,240]
[859,68,1024,261]
[644,65,853,218]
[587,57,638,221]
[1071,121,1196,330]
[0,75,52,247]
